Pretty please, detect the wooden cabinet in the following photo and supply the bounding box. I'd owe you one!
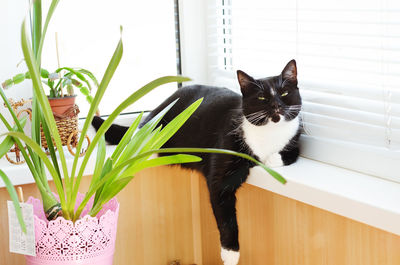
[1,166,399,264]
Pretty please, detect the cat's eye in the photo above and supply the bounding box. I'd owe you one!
[258,96,266,100]
[281,92,289,97]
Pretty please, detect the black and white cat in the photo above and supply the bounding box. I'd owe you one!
[92,60,302,265]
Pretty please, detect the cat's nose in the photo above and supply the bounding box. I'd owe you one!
[271,102,280,110]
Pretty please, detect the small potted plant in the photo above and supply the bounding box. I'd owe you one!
[3,67,98,157]
[2,67,98,115]
[0,1,286,264]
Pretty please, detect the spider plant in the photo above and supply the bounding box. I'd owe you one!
[0,0,286,232]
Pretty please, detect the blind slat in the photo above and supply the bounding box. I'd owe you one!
[302,102,400,128]
[300,89,400,117]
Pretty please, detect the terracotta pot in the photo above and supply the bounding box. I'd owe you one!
[48,96,76,115]
[25,194,119,265]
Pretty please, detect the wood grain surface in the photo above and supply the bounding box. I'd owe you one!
[1,166,399,265]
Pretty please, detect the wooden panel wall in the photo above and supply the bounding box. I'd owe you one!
[197,177,400,265]
[1,166,400,265]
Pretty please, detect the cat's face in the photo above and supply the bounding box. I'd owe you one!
[237,60,301,125]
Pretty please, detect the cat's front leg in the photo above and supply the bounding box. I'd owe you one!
[279,145,300,166]
[265,145,299,168]
[265,152,284,168]
[209,187,241,265]
[266,133,300,167]
[207,164,250,265]
[278,131,301,166]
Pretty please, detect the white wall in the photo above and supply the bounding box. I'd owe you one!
[178,0,209,85]
[0,0,32,133]
[1,0,177,135]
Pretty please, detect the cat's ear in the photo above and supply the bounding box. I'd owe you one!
[281,59,297,83]
[237,70,256,95]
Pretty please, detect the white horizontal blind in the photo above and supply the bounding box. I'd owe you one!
[208,0,400,182]
[207,0,237,89]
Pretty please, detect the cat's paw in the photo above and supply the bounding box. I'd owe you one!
[221,248,240,265]
[265,153,284,168]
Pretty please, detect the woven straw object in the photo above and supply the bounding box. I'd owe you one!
[40,104,80,149]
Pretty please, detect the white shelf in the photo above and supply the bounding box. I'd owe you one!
[247,157,400,236]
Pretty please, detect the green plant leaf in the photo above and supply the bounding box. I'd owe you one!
[89,135,106,194]
[2,79,13,88]
[69,36,123,210]
[111,112,144,161]
[0,89,41,179]
[40,68,49,78]
[1,69,50,91]
[0,113,47,192]
[113,98,199,178]
[2,131,67,208]
[114,99,178,166]
[21,18,71,214]
[56,67,93,92]
[74,76,188,194]
[111,148,287,192]
[86,95,93,104]
[79,86,90,96]
[76,68,99,87]
[0,170,26,233]
[76,147,285,220]
[36,0,60,65]
[40,112,62,186]
[151,98,202,150]
[12,73,25,85]
[91,158,113,211]
[122,154,202,177]
[32,0,42,57]
[30,97,43,177]
[0,116,28,159]
[0,134,16,160]
[89,176,133,217]
[115,126,162,176]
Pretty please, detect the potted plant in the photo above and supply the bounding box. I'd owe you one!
[3,67,98,157]
[2,66,98,115]
[0,0,286,264]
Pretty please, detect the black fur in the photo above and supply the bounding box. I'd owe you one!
[92,60,302,253]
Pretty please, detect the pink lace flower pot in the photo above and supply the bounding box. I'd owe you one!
[25,194,119,265]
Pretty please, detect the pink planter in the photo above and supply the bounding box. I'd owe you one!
[25,194,119,265]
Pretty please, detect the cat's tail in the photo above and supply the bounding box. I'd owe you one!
[92,116,129,145]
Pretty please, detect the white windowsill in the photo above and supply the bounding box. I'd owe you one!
[1,115,399,237]
[248,158,400,236]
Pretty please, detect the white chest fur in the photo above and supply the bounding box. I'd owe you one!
[242,116,299,163]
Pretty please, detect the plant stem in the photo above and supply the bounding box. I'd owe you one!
[32,0,42,59]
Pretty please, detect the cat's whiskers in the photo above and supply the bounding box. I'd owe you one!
[246,114,265,122]
[245,110,267,118]
[283,105,302,115]
[283,105,301,110]
[286,105,302,109]
[283,108,302,120]
[245,110,268,123]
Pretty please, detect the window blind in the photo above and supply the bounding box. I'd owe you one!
[207,0,400,182]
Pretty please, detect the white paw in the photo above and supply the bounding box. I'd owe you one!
[221,247,240,265]
[265,153,284,168]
